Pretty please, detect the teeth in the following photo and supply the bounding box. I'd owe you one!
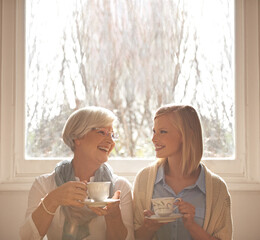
[98,147,109,152]
[155,145,164,150]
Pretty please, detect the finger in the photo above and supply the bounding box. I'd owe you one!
[179,208,194,216]
[112,190,121,199]
[73,189,87,198]
[71,181,87,190]
[178,204,195,213]
[107,201,120,210]
[67,199,85,207]
[144,209,154,217]
[89,206,107,216]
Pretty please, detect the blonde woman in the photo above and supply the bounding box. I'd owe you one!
[20,106,134,240]
[133,104,233,240]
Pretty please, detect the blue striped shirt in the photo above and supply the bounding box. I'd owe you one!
[152,164,206,240]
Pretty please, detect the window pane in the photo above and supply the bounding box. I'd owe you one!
[25,0,234,159]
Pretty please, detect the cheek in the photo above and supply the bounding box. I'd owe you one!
[108,142,115,154]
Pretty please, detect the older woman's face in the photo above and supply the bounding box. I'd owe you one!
[152,114,182,159]
[75,125,115,165]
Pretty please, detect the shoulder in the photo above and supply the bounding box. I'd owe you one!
[114,176,132,192]
[27,171,57,207]
[31,171,57,192]
[133,161,160,190]
[203,163,230,197]
[204,164,227,185]
[135,161,159,179]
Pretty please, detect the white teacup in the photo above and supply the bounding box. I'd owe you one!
[151,197,181,217]
[87,182,111,202]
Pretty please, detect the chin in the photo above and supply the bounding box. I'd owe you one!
[98,157,108,164]
[156,152,167,159]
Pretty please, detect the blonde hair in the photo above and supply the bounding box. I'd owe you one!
[155,104,203,175]
[62,106,117,151]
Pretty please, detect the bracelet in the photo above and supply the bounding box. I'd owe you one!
[41,198,56,216]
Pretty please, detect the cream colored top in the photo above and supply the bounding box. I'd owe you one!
[133,162,233,240]
[20,171,134,240]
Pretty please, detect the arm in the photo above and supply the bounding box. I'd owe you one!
[89,177,134,240]
[207,195,233,240]
[133,168,161,240]
[135,210,164,240]
[185,223,219,240]
[175,201,219,240]
[204,170,233,239]
[105,191,128,240]
[89,191,127,240]
[32,181,87,236]
[20,177,87,239]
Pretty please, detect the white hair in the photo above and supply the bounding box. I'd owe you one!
[62,106,117,151]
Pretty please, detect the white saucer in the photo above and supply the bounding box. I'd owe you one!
[84,198,120,208]
[145,213,183,223]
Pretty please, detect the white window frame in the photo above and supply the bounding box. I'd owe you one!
[0,0,259,191]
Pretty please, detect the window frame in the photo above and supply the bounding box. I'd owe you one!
[0,0,259,191]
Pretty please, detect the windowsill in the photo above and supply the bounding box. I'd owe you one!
[1,175,260,192]
[1,158,260,192]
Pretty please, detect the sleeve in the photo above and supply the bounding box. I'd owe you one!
[114,177,135,240]
[19,215,43,240]
[19,174,54,240]
[132,169,147,231]
[212,193,233,240]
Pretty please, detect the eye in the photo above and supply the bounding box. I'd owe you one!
[160,130,167,134]
[111,132,118,140]
[97,130,106,136]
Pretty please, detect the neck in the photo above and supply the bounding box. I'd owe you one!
[165,154,200,179]
[72,155,101,181]
[165,156,183,178]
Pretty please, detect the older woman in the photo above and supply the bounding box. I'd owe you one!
[133,104,233,240]
[20,106,134,240]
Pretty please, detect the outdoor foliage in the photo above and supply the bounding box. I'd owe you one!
[26,0,234,158]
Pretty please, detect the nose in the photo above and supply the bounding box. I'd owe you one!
[152,133,157,143]
[105,133,115,143]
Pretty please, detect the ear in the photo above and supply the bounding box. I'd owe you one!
[74,139,81,146]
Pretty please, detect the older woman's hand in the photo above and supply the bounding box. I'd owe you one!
[47,181,87,209]
[89,190,121,218]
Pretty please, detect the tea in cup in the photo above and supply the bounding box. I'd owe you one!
[151,197,181,217]
[87,182,111,202]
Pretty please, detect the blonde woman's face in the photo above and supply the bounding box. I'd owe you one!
[152,114,182,159]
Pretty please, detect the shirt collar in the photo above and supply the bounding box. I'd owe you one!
[154,164,164,184]
[155,163,206,194]
[195,164,206,194]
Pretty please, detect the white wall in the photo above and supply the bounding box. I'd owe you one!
[0,190,260,240]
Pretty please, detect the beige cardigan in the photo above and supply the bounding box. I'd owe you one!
[133,162,233,240]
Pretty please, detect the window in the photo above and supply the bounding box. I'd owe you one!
[26,0,234,159]
[0,0,259,190]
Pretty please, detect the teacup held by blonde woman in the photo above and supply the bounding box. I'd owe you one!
[151,197,181,217]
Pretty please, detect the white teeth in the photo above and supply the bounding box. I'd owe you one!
[155,145,164,150]
[98,147,109,152]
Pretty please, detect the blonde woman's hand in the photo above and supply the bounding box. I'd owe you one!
[142,209,166,232]
[174,200,196,229]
